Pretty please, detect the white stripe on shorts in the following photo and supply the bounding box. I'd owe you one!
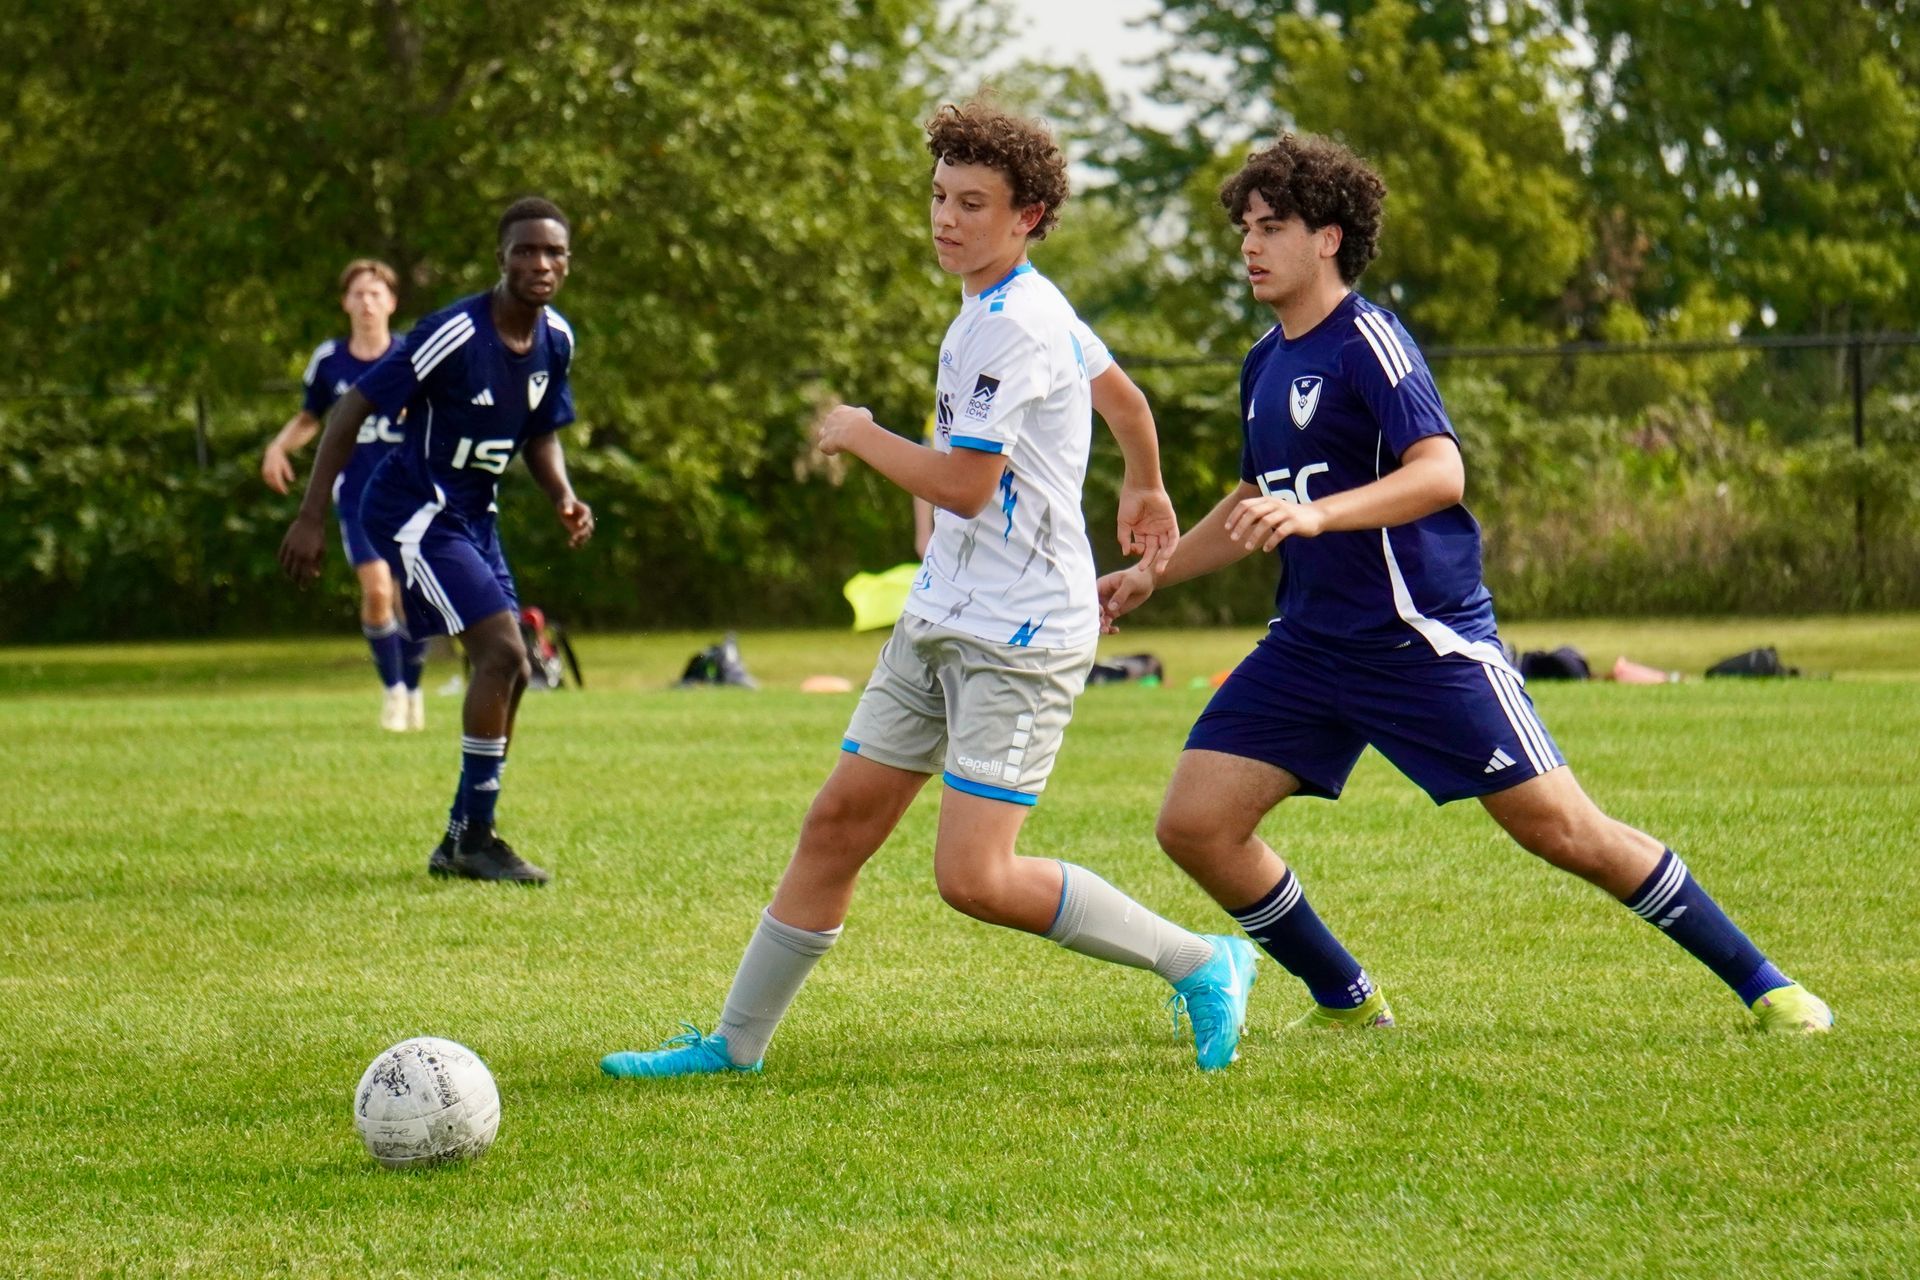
[394,488,464,634]
[1481,664,1551,775]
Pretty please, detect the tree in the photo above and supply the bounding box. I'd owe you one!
[1108,0,1588,346]
[0,0,973,622]
[1567,0,1920,335]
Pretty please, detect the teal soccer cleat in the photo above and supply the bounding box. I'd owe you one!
[1167,935,1258,1071]
[599,1023,761,1079]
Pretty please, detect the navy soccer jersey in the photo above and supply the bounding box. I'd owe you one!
[1240,292,1497,661]
[354,293,576,638]
[356,293,576,524]
[302,338,405,521]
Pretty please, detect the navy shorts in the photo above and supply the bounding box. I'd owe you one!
[1186,622,1565,805]
[336,507,384,569]
[362,493,517,640]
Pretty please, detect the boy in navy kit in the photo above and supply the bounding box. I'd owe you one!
[1099,135,1831,1035]
[261,259,428,731]
[279,198,594,885]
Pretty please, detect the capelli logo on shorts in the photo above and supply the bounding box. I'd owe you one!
[956,754,1005,779]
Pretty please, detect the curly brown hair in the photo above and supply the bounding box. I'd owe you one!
[925,102,1069,241]
[1220,135,1386,284]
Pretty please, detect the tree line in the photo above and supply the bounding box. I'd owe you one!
[1,0,1914,640]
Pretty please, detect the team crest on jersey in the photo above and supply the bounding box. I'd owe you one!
[940,347,955,370]
[528,371,549,410]
[964,374,1000,421]
[1289,376,1323,429]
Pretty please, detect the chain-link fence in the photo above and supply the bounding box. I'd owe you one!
[1120,332,1920,620]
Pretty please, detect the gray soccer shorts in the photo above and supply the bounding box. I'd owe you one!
[840,613,1095,806]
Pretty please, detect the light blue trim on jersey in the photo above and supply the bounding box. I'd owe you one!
[943,771,1038,807]
[975,262,1034,301]
[840,737,862,753]
[949,434,1004,454]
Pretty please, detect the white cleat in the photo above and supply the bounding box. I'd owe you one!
[406,688,426,731]
[379,685,410,732]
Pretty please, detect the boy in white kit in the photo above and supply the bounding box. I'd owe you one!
[601,102,1257,1079]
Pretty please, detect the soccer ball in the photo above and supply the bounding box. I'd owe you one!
[353,1037,501,1170]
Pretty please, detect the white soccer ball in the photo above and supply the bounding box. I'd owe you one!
[353,1036,501,1170]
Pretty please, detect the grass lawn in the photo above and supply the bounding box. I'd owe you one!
[3,619,1917,1277]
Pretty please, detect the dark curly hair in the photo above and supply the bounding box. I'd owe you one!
[926,103,1069,241]
[1220,135,1386,284]
[498,196,569,246]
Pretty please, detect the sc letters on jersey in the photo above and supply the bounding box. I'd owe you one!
[1256,462,1329,505]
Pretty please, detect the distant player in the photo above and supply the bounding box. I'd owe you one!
[279,198,593,885]
[261,259,428,731]
[1099,135,1832,1034]
[601,102,1254,1080]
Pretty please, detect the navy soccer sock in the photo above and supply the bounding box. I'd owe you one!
[457,736,508,842]
[364,620,405,688]
[1230,869,1374,1009]
[1622,849,1788,1005]
[400,635,428,692]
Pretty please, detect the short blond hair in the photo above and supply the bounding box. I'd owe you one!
[338,258,399,296]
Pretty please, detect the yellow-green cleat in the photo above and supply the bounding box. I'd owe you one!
[1289,988,1394,1030]
[1750,983,1833,1034]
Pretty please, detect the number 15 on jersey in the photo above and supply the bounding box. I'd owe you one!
[450,438,515,475]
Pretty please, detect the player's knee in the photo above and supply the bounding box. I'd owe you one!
[1509,809,1599,871]
[359,582,395,624]
[1155,804,1229,867]
[797,791,886,860]
[935,862,1009,922]
[471,636,530,688]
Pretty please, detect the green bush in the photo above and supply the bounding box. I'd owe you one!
[4,382,1917,643]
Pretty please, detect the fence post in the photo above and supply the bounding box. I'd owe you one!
[194,393,210,471]
[1850,339,1865,588]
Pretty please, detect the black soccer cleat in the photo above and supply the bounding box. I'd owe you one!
[445,831,551,886]
[427,835,458,878]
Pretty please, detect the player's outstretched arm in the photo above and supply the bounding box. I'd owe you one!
[523,432,594,548]
[1090,364,1178,573]
[278,388,376,582]
[1097,481,1263,633]
[814,404,1002,517]
[1224,434,1464,553]
[261,411,321,494]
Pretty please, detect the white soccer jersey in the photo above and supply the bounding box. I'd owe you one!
[904,263,1111,649]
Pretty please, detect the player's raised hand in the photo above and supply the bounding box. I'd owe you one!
[1225,494,1327,552]
[1117,482,1179,574]
[556,496,595,548]
[261,445,296,494]
[277,512,326,583]
[812,404,875,457]
[1096,563,1156,634]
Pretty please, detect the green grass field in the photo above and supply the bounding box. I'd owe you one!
[4,619,1919,1278]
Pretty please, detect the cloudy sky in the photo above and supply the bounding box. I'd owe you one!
[949,0,1183,126]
